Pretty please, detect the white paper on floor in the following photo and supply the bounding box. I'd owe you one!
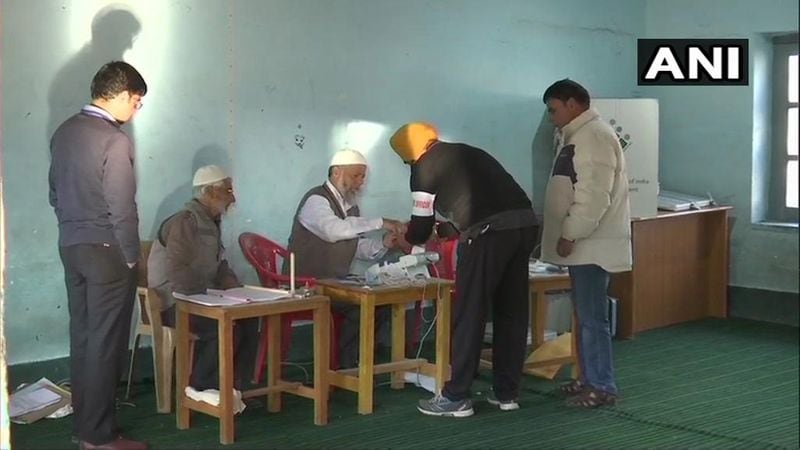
[185,386,246,414]
[404,372,436,393]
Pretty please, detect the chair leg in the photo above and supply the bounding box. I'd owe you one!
[281,317,293,374]
[413,303,425,350]
[252,318,270,384]
[188,338,196,378]
[158,329,175,414]
[151,331,164,413]
[331,315,342,371]
[125,333,141,400]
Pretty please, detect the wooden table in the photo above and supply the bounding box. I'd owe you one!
[610,206,732,338]
[175,295,330,445]
[481,273,579,377]
[316,278,453,415]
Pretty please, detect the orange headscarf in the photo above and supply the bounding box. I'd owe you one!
[389,122,439,163]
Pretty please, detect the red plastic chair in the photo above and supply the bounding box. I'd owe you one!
[428,238,458,280]
[238,232,341,384]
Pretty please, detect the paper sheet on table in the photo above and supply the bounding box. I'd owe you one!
[172,292,243,306]
[524,332,573,379]
[208,286,290,302]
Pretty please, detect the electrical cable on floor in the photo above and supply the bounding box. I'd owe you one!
[279,361,312,386]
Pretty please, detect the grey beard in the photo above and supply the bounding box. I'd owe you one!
[344,190,361,205]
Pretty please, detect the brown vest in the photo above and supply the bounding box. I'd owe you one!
[284,184,360,279]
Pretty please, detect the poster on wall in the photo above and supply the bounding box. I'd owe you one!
[593,98,660,219]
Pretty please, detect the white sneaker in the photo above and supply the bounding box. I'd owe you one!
[486,392,520,411]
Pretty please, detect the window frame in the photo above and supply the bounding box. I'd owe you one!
[770,33,799,223]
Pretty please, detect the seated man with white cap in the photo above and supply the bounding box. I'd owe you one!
[285,148,403,367]
[148,165,257,405]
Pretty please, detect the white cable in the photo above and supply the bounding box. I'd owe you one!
[280,361,311,385]
[408,281,441,390]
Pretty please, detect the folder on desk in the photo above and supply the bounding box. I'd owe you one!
[658,190,713,211]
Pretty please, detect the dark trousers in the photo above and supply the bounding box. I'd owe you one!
[162,306,259,390]
[60,244,137,445]
[333,303,391,368]
[442,226,536,402]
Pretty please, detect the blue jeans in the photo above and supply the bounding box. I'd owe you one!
[569,264,617,395]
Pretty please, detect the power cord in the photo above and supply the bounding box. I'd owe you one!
[406,280,441,391]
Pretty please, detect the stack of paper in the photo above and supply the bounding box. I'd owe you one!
[528,259,566,275]
[10,379,63,419]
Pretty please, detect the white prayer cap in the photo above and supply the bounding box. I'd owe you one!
[329,149,367,167]
[192,165,229,187]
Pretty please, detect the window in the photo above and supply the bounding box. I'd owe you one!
[771,34,799,222]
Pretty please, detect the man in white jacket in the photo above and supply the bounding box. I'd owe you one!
[541,79,632,408]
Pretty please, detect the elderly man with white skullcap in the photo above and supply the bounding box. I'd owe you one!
[147,165,258,404]
[285,149,403,367]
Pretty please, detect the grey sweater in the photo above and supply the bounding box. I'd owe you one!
[49,108,140,263]
[148,200,240,311]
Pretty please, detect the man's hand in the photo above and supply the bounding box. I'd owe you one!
[383,232,399,249]
[382,218,404,234]
[556,237,575,257]
[394,230,413,253]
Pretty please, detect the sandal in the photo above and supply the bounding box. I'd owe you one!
[565,387,617,408]
[557,379,585,396]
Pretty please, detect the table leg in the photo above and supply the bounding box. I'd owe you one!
[175,306,191,430]
[267,315,282,413]
[313,306,330,425]
[219,318,235,445]
[357,299,375,414]
[434,285,452,392]
[391,303,406,389]
[534,288,547,349]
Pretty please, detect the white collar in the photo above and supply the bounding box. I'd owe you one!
[325,180,354,213]
[561,108,600,142]
[81,104,116,122]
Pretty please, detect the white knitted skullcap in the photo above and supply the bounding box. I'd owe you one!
[192,165,229,187]
[329,149,367,167]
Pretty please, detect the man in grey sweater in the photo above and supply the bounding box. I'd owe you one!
[49,61,147,450]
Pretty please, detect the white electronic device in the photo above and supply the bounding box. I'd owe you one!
[657,190,713,211]
[365,251,440,286]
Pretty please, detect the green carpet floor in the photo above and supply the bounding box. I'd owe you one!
[11,318,799,449]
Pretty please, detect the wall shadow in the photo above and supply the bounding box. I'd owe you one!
[46,6,141,156]
[148,145,230,239]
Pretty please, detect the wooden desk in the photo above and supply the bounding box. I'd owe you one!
[316,279,453,415]
[481,274,579,377]
[610,206,732,339]
[175,295,330,445]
